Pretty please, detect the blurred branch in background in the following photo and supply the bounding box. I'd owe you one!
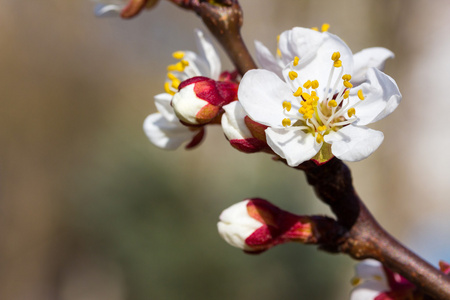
[1,0,450,299]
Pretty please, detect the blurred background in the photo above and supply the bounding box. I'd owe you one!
[1,0,450,299]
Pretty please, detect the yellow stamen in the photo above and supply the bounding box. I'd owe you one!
[167,72,177,81]
[282,101,292,111]
[311,80,319,89]
[171,78,181,89]
[303,80,312,89]
[331,52,341,62]
[164,82,175,95]
[166,64,177,72]
[293,56,300,66]
[276,35,282,57]
[351,277,361,286]
[321,23,330,32]
[282,118,291,127]
[289,71,298,80]
[316,133,324,143]
[299,107,306,114]
[328,100,338,107]
[333,60,342,68]
[343,81,353,88]
[358,89,365,100]
[181,60,189,67]
[311,27,319,31]
[301,92,311,101]
[304,113,313,120]
[318,125,327,131]
[342,74,352,81]
[373,275,383,281]
[348,107,356,117]
[343,90,350,99]
[167,62,185,72]
[172,51,185,59]
[293,87,303,97]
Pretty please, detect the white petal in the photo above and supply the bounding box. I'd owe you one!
[278,27,324,66]
[221,102,253,140]
[238,69,297,127]
[282,32,354,96]
[266,127,321,167]
[218,200,263,251]
[324,125,384,162]
[350,68,401,126]
[254,40,283,77]
[183,51,210,78]
[143,113,197,150]
[350,281,389,300]
[94,4,123,17]
[352,47,394,85]
[154,93,176,122]
[194,29,221,80]
[354,259,388,282]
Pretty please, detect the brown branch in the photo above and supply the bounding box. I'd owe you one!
[297,158,450,300]
[167,0,257,76]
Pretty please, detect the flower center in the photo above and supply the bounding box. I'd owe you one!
[281,51,365,143]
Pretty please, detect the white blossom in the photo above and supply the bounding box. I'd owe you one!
[239,27,401,166]
[143,30,221,149]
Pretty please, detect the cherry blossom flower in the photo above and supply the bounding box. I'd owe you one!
[350,259,450,300]
[143,29,221,150]
[350,259,393,300]
[239,27,401,166]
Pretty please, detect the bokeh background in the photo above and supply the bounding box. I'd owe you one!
[1,0,450,299]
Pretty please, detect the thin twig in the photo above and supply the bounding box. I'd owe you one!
[167,0,257,75]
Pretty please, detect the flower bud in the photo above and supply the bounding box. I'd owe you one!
[221,101,269,153]
[349,259,450,300]
[143,93,205,150]
[440,261,450,275]
[218,198,314,253]
[172,76,238,125]
[217,200,263,252]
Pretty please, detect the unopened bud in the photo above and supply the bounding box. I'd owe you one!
[218,200,263,252]
[440,261,450,275]
[218,198,314,253]
[172,76,238,125]
[221,102,269,153]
